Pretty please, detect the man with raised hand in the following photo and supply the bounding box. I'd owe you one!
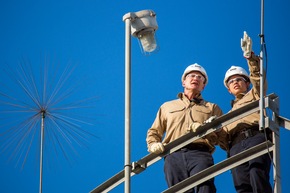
[146,63,222,193]
[221,31,272,193]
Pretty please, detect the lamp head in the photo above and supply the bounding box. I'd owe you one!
[123,10,158,54]
[137,29,157,53]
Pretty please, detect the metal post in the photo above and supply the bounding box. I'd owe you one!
[39,111,45,193]
[272,98,281,193]
[259,0,265,131]
[260,1,281,192]
[124,17,132,193]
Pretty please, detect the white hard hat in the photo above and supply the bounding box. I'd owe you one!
[181,63,208,85]
[224,66,249,88]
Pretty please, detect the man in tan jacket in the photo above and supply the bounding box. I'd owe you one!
[146,63,222,193]
[220,31,272,193]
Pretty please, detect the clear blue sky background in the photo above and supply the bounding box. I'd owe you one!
[0,1,290,193]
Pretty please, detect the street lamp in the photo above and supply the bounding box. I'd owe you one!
[123,10,158,54]
[122,10,158,193]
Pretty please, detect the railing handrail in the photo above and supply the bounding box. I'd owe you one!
[90,93,282,193]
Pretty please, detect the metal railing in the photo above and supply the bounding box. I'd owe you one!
[90,93,290,193]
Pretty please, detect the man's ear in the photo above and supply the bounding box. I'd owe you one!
[182,80,185,87]
[246,82,250,89]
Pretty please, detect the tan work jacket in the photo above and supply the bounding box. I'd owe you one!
[219,54,268,150]
[146,93,223,153]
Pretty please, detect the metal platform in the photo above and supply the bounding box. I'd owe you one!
[90,93,290,193]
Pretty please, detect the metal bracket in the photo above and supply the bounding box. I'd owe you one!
[265,93,279,114]
[265,117,280,135]
[278,115,290,131]
[132,162,147,174]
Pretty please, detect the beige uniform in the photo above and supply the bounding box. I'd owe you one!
[146,93,223,153]
[219,54,267,149]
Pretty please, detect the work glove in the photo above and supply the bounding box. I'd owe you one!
[188,116,218,133]
[241,31,253,58]
[188,122,202,133]
[149,142,164,154]
[203,115,217,124]
[204,115,223,132]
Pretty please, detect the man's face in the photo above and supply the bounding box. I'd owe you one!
[182,71,205,92]
[227,75,250,96]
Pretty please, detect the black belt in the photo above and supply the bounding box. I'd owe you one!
[180,143,210,152]
[230,126,260,147]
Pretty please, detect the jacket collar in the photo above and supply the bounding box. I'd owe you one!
[178,92,204,104]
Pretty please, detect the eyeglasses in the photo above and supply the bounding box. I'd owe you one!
[186,73,205,81]
[227,77,247,86]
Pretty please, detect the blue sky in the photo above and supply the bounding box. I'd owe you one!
[0,1,290,193]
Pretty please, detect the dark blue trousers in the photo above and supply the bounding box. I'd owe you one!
[230,133,272,193]
[164,148,216,193]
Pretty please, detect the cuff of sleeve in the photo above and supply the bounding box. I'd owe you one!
[244,51,254,59]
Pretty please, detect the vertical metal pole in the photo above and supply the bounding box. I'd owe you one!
[272,109,281,193]
[39,111,45,193]
[260,1,280,192]
[259,0,265,131]
[124,18,132,193]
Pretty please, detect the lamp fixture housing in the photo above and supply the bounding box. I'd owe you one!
[123,10,158,53]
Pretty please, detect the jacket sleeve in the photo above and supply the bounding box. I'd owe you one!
[146,107,166,149]
[206,104,230,151]
[216,128,229,151]
[204,104,223,147]
[247,54,267,96]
